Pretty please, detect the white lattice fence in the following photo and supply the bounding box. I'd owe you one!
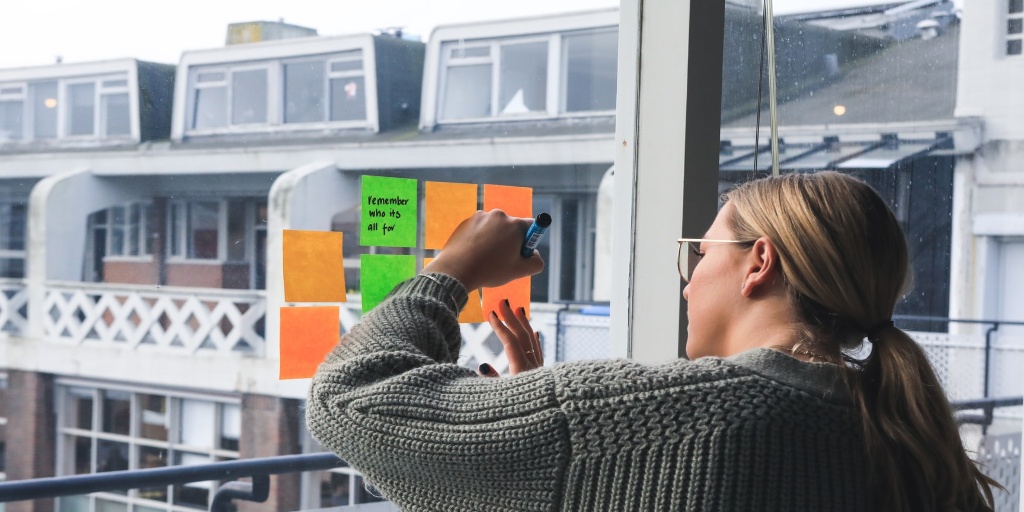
[910,331,988,403]
[0,278,28,335]
[45,281,266,355]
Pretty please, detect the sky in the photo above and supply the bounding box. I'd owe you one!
[0,0,957,69]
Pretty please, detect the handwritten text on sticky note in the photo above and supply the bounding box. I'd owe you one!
[361,176,418,248]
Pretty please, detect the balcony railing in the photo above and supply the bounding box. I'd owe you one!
[0,278,28,336]
[44,281,267,355]
[1,396,1017,512]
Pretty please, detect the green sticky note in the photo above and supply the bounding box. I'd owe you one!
[360,254,416,314]
[361,176,418,248]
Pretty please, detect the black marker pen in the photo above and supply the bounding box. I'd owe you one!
[521,213,552,258]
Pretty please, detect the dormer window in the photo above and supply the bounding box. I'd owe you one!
[1009,0,1023,55]
[0,74,131,143]
[438,28,617,122]
[187,49,367,133]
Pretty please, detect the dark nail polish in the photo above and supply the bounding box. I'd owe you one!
[504,299,510,308]
[479,363,493,375]
[518,307,526,315]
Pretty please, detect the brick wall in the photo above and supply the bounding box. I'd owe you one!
[5,371,56,512]
[239,394,302,512]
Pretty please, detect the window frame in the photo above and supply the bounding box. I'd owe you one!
[436,27,618,125]
[101,201,154,262]
[0,82,26,141]
[167,199,228,263]
[54,381,241,512]
[184,50,371,136]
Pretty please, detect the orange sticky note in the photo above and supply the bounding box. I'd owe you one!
[481,185,532,319]
[279,306,340,380]
[483,184,532,218]
[283,230,347,302]
[482,277,531,320]
[424,257,484,323]
[425,182,478,250]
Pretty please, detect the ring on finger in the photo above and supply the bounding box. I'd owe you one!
[524,350,535,354]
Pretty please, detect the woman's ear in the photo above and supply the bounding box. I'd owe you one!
[740,237,781,297]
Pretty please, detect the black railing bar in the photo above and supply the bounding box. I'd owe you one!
[893,315,1024,327]
[0,452,345,503]
[950,396,1023,411]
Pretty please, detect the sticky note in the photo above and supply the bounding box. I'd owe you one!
[279,306,339,380]
[483,184,532,219]
[424,257,484,323]
[481,184,532,319]
[482,278,531,320]
[282,230,347,303]
[425,182,478,250]
[361,176,418,248]
[360,254,416,314]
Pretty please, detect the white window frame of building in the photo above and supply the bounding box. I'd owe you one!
[167,199,228,263]
[186,50,369,135]
[101,201,154,261]
[0,197,27,276]
[2,73,132,142]
[1009,0,1024,56]
[54,381,241,512]
[436,27,617,124]
[0,82,26,141]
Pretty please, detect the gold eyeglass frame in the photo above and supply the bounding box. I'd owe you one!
[677,238,752,282]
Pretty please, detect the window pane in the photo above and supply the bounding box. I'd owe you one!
[169,202,181,257]
[231,69,267,125]
[193,87,227,130]
[137,394,168,440]
[178,399,215,448]
[101,79,128,88]
[100,390,130,435]
[0,202,26,251]
[188,202,219,260]
[96,439,129,472]
[284,61,325,123]
[320,473,351,507]
[564,30,618,112]
[0,100,22,140]
[499,42,548,115]
[127,204,140,256]
[1009,39,1023,55]
[30,81,58,139]
[226,201,246,261]
[94,499,127,512]
[219,403,240,451]
[68,83,95,136]
[330,58,363,73]
[442,64,491,119]
[330,76,367,121]
[137,446,169,502]
[1010,19,1023,35]
[173,452,212,508]
[102,93,131,136]
[1012,0,1023,14]
[66,387,94,430]
[110,206,125,256]
[59,495,90,512]
[450,46,490,59]
[69,435,92,474]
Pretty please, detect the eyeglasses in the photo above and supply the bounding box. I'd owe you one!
[677,238,752,282]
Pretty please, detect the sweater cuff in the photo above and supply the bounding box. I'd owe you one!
[401,272,470,314]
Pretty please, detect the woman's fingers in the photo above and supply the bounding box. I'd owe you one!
[486,299,542,376]
[477,363,499,378]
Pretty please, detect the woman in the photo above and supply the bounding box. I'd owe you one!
[307,171,1000,511]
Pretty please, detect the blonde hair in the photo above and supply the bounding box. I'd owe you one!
[725,171,999,511]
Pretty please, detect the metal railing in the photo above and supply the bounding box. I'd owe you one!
[1,396,1018,511]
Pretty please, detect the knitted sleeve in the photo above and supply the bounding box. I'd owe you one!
[306,273,571,512]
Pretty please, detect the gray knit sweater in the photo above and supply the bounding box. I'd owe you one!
[307,274,872,511]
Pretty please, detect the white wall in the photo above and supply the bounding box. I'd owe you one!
[956,0,1024,140]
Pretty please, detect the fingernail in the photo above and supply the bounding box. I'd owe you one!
[479,363,493,375]
[504,299,510,308]
[518,307,526,315]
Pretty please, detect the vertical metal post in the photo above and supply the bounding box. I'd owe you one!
[764,0,781,175]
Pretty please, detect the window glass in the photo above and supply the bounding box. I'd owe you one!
[100,390,130,435]
[136,394,168,441]
[563,30,617,112]
[30,81,57,139]
[0,202,26,251]
[193,87,227,130]
[499,41,548,115]
[219,403,241,451]
[109,206,125,256]
[188,201,220,260]
[68,82,96,136]
[101,93,130,136]
[329,76,366,121]
[0,100,22,140]
[284,60,324,123]
[442,64,491,119]
[231,69,268,125]
[226,200,247,261]
[178,399,215,448]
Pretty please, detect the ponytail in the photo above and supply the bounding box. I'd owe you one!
[845,326,1001,511]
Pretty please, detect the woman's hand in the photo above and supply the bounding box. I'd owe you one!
[422,209,544,292]
[478,299,543,377]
